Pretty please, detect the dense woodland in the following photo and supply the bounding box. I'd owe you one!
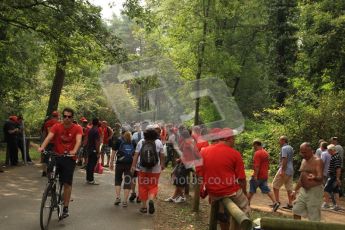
[1,0,345,173]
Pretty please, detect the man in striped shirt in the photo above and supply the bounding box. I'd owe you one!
[322,144,342,211]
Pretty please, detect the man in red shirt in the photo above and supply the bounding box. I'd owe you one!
[100,120,113,167]
[247,140,279,211]
[197,128,249,230]
[39,107,82,219]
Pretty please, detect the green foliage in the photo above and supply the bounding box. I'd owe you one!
[297,0,345,90]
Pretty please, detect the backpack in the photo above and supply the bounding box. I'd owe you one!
[117,140,134,164]
[139,140,159,168]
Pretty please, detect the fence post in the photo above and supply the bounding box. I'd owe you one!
[193,175,200,212]
[209,200,219,230]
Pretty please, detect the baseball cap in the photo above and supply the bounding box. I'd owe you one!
[9,115,18,122]
[52,111,59,117]
[80,117,88,123]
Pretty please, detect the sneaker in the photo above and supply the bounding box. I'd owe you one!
[282,204,293,210]
[321,202,330,209]
[62,207,69,219]
[139,207,147,213]
[173,196,185,203]
[129,193,136,202]
[114,198,121,205]
[148,200,155,214]
[122,202,128,207]
[331,205,342,211]
[164,196,174,202]
[272,202,280,212]
[87,180,99,185]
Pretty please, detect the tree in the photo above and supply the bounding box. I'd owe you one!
[266,0,298,104]
[0,0,125,117]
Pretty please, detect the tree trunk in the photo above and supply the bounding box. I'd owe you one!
[46,52,67,116]
[193,0,212,212]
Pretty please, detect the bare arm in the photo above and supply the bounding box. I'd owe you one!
[160,152,165,170]
[336,167,342,186]
[239,179,247,196]
[281,157,288,174]
[131,152,139,172]
[313,159,324,182]
[108,127,114,141]
[38,132,55,152]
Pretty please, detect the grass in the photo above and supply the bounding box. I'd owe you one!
[0,145,42,164]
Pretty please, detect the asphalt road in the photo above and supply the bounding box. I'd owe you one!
[0,163,153,230]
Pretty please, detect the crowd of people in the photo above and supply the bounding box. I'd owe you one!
[2,108,344,228]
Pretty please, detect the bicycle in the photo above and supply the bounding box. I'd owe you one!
[39,151,72,230]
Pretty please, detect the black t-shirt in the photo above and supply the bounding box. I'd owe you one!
[3,121,17,142]
[87,126,100,150]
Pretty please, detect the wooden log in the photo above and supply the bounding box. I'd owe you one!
[222,198,252,230]
[261,217,345,230]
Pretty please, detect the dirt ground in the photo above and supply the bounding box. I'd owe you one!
[154,170,345,229]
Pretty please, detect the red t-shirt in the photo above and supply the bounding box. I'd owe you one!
[50,123,83,155]
[101,126,110,144]
[198,143,246,197]
[179,138,201,164]
[192,133,209,151]
[253,148,269,180]
[44,118,59,143]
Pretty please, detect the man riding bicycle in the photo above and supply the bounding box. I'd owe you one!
[38,107,82,219]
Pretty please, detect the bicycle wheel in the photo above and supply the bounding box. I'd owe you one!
[40,183,56,230]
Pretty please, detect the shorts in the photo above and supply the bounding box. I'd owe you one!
[115,163,132,189]
[101,144,111,155]
[324,176,340,194]
[172,164,188,187]
[55,157,76,186]
[292,185,323,221]
[272,172,293,191]
[249,178,271,194]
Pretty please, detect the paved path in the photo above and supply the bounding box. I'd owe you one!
[0,163,153,230]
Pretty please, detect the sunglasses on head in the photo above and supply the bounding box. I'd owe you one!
[63,115,73,119]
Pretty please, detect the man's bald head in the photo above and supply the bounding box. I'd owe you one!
[300,142,313,159]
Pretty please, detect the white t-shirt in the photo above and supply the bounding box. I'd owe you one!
[135,139,163,173]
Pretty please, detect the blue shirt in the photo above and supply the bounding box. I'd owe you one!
[279,144,294,176]
[321,150,331,177]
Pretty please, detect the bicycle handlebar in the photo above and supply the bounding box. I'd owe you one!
[42,150,74,158]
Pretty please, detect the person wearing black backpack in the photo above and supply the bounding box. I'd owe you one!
[130,125,165,214]
[110,130,135,207]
